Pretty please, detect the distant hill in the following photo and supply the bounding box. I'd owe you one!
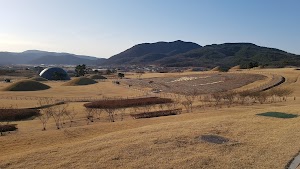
[103,40,201,65]
[159,43,300,68]
[0,50,105,65]
[101,41,300,68]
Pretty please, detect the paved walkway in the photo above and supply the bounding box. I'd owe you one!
[288,152,300,169]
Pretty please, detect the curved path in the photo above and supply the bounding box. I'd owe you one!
[287,152,300,169]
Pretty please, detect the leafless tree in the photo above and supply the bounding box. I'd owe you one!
[94,108,102,120]
[158,103,166,111]
[85,108,95,124]
[222,91,236,107]
[212,93,222,108]
[51,107,63,129]
[38,98,55,130]
[38,109,51,131]
[181,100,191,113]
[118,107,126,121]
[64,107,78,127]
[165,103,173,110]
[104,107,116,122]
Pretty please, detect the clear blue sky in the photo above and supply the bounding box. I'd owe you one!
[0,0,299,58]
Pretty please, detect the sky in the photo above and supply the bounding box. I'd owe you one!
[0,0,299,58]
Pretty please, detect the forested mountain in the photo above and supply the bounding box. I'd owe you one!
[101,42,300,68]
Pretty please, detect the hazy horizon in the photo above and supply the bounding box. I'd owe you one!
[0,0,299,58]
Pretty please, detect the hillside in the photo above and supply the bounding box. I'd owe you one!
[0,50,105,65]
[101,42,300,68]
[160,43,300,68]
[103,40,201,65]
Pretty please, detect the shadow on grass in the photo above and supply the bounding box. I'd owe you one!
[257,112,298,119]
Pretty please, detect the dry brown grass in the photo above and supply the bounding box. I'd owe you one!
[0,68,299,169]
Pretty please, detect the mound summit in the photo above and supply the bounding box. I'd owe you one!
[63,77,98,86]
[2,80,50,91]
[30,76,48,82]
[88,74,107,80]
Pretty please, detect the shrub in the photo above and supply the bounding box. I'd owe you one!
[130,109,182,119]
[84,97,173,109]
[0,109,40,121]
[0,124,18,135]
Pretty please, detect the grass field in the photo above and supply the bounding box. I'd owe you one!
[0,68,300,169]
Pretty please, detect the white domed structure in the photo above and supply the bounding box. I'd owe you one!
[39,67,70,80]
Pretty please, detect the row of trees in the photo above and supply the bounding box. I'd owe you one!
[174,87,294,111]
[36,87,294,130]
[84,99,180,123]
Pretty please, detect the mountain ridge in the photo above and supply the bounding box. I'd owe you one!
[1,41,299,68]
[0,50,104,65]
[100,41,300,68]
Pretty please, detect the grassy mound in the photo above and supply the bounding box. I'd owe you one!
[88,74,107,80]
[30,76,48,82]
[257,112,298,119]
[63,77,98,86]
[2,80,50,91]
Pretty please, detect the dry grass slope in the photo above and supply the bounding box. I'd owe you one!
[63,77,98,86]
[1,68,300,169]
[2,80,50,91]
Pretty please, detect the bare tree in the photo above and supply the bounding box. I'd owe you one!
[104,107,116,122]
[181,101,191,113]
[94,108,102,120]
[158,104,166,111]
[118,107,126,121]
[165,103,173,110]
[212,93,222,108]
[222,91,236,107]
[85,108,95,124]
[51,107,63,129]
[38,98,55,130]
[38,109,50,131]
[64,107,78,127]
[184,95,194,112]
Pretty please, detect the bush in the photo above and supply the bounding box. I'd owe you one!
[130,109,182,119]
[84,97,173,109]
[0,124,18,135]
[0,109,40,121]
